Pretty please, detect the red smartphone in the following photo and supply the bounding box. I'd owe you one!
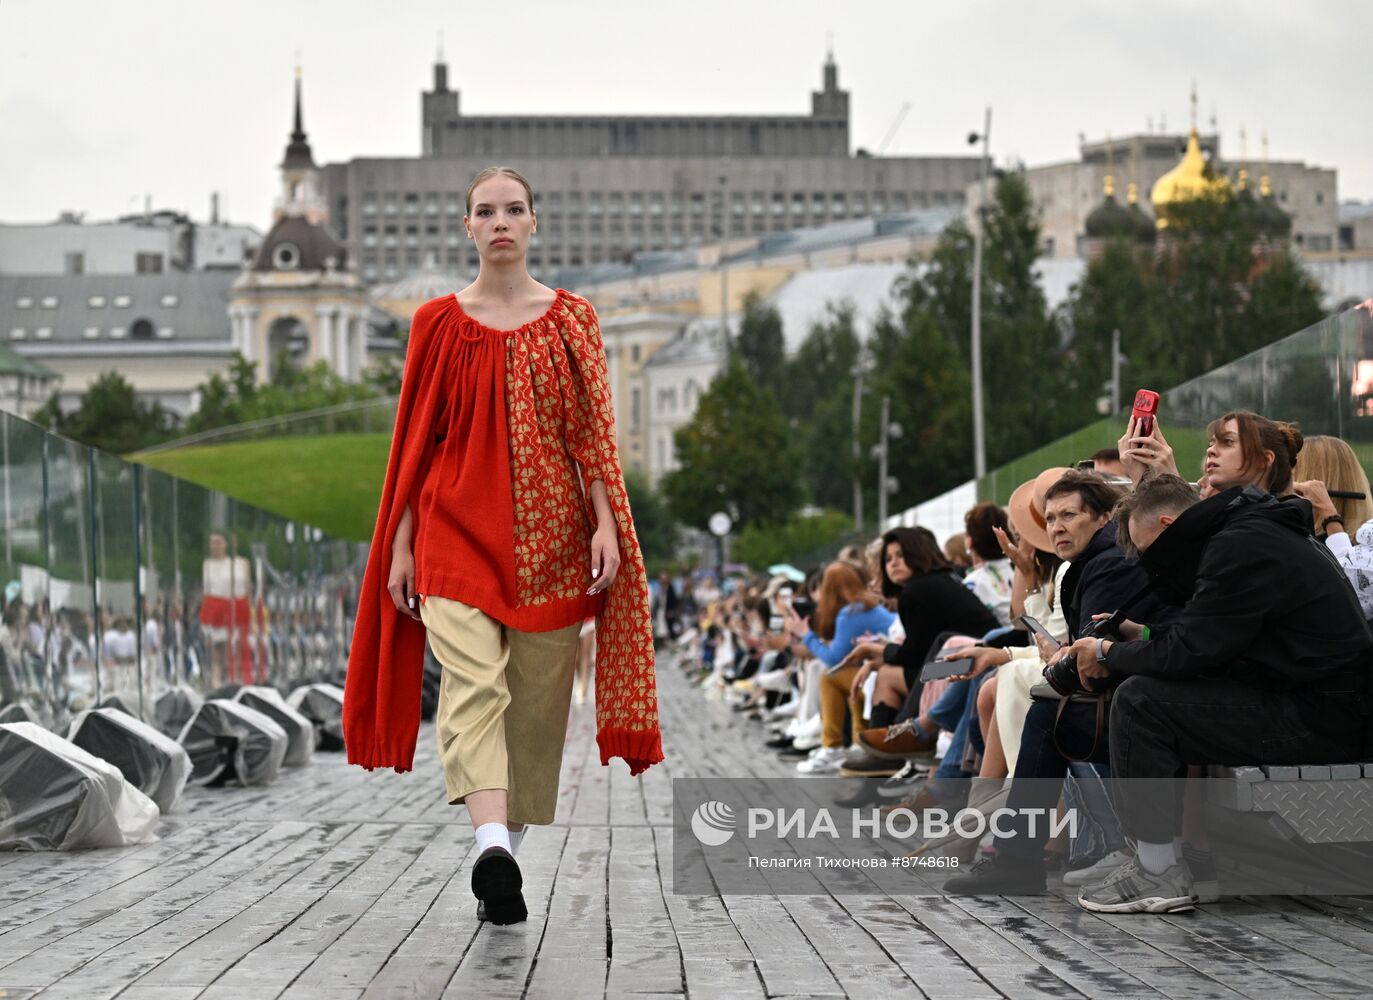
[1131,389,1160,438]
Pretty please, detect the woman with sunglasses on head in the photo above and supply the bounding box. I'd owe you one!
[344,167,663,926]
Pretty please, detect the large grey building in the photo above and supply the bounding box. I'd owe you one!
[321,54,983,284]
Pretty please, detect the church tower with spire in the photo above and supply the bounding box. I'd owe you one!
[230,68,369,386]
[278,67,327,224]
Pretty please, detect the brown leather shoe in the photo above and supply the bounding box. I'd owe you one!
[880,783,938,815]
[857,725,937,760]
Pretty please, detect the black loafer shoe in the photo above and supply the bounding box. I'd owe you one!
[765,735,794,750]
[943,852,1046,895]
[472,846,527,924]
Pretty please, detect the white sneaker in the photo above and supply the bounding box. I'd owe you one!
[796,746,846,774]
[1063,848,1133,887]
[786,714,821,741]
[755,669,794,693]
[762,697,799,721]
[791,731,822,752]
[842,744,868,765]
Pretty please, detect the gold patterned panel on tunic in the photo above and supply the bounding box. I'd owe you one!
[506,321,595,608]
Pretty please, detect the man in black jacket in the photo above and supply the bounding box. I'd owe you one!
[945,470,1176,895]
[1062,474,1371,913]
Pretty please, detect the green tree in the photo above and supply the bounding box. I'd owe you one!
[624,469,679,565]
[867,302,973,506]
[32,371,178,454]
[733,510,853,570]
[733,292,786,399]
[861,171,1061,506]
[182,353,382,436]
[781,304,864,509]
[781,303,862,424]
[661,357,801,529]
[1065,192,1325,414]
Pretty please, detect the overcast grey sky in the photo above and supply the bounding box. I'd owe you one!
[3,0,1370,228]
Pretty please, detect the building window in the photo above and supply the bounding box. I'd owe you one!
[631,387,641,430]
[131,318,155,340]
[631,344,641,362]
[65,252,85,275]
[108,326,127,339]
[88,295,106,308]
[9,328,25,340]
[157,326,175,339]
[41,296,59,308]
[135,252,163,274]
[15,297,32,309]
[160,294,179,307]
[273,242,301,270]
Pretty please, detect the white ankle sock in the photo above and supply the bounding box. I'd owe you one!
[1137,839,1175,875]
[475,822,512,856]
[1172,836,1184,862]
[509,828,524,856]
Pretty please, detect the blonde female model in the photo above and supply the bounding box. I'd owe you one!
[344,167,663,925]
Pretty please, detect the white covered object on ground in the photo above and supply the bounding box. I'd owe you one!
[235,686,315,766]
[0,722,160,850]
[68,707,192,813]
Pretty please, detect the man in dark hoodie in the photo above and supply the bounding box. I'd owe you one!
[1061,474,1371,914]
[945,470,1177,896]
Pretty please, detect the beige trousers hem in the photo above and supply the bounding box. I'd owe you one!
[420,595,582,826]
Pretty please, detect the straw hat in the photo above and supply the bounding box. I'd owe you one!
[1007,467,1071,554]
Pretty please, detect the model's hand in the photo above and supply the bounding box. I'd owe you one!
[587,523,620,595]
[388,547,421,620]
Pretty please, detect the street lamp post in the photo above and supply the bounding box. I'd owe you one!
[968,107,992,481]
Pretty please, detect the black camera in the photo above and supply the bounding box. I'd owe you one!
[1043,615,1121,697]
[791,596,816,621]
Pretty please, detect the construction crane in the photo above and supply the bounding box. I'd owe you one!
[876,102,912,156]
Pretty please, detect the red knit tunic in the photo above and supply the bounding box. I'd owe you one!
[343,289,664,775]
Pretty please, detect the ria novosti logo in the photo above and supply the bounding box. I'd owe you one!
[690,800,736,846]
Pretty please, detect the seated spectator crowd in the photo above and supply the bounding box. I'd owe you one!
[662,414,1373,915]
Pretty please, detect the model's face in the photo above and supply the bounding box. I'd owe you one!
[1044,492,1108,561]
[1205,418,1269,491]
[884,542,913,586]
[465,176,535,263]
[209,534,227,558]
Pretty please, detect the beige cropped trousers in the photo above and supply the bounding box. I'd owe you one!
[419,595,582,825]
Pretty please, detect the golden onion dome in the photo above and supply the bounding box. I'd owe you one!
[1150,128,1231,228]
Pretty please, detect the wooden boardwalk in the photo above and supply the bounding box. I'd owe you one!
[4,662,1373,999]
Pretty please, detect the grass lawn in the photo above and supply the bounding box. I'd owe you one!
[134,433,391,541]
